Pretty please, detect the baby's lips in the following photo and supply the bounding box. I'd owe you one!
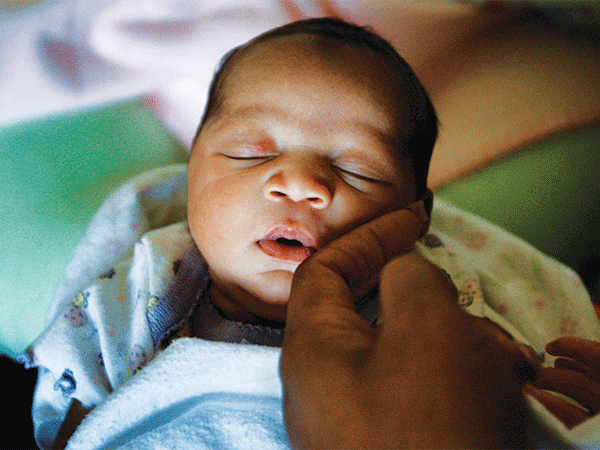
[258,239,315,263]
[257,224,318,263]
[262,225,317,248]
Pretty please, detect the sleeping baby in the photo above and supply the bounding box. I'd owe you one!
[20,17,600,448]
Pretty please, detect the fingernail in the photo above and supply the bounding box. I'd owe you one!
[545,341,557,354]
[522,344,546,363]
[404,200,429,224]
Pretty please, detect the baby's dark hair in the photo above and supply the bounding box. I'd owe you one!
[195,17,438,197]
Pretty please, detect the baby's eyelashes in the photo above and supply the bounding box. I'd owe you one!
[223,154,383,188]
[332,166,383,190]
[219,152,277,167]
[222,154,275,160]
[219,143,392,192]
[218,136,279,160]
[333,165,382,182]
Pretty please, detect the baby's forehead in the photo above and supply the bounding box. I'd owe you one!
[221,36,416,126]
[231,35,391,84]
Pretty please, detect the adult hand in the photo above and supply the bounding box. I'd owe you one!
[280,208,534,449]
[526,337,600,428]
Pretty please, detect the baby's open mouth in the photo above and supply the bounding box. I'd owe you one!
[276,238,303,246]
[258,226,317,263]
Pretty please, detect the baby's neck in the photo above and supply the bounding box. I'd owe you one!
[208,283,286,328]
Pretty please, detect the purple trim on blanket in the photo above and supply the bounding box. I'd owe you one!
[147,244,210,351]
[190,288,286,348]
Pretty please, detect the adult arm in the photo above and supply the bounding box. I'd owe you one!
[527,337,600,428]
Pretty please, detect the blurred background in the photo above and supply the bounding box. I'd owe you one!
[1,0,599,358]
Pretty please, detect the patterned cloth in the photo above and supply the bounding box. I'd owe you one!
[18,164,600,449]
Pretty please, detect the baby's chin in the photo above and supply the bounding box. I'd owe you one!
[242,270,295,321]
[255,270,294,302]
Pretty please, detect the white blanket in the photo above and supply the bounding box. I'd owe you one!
[67,338,286,450]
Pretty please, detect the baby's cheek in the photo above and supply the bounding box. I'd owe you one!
[189,182,232,236]
[191,193,253,259]
[190,211,229,258]
[326,195,400,241]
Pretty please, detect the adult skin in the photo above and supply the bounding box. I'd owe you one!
[280,208,534,449]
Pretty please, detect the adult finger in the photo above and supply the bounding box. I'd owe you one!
[535,367,600,413]
[368,253,533,449]
[376,255,539,384]
[472,318,541,383]
[280,208,426,449]
[288,207,425,320]
[554,357,597,380]
[524,384,591,429]
[546,337,600,378]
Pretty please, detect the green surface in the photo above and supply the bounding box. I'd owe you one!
[437,125,600,302]
[0,100,189,357]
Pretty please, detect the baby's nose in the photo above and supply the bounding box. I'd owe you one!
[262,161,333,209]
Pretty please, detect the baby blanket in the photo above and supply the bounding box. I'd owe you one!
[66,338,286,450]
[24,164,600,449]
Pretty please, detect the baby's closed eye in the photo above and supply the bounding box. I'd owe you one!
[332,155,396,190]
[333,165,383,183]
[220,136,278,160]
[219,144,277,167]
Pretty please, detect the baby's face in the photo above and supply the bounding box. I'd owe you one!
[188,38,417,322]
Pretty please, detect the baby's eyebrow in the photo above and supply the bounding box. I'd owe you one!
[216,105,397,150]
[339,120,397,151]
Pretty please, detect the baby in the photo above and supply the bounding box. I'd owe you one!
[21,17,600,448]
